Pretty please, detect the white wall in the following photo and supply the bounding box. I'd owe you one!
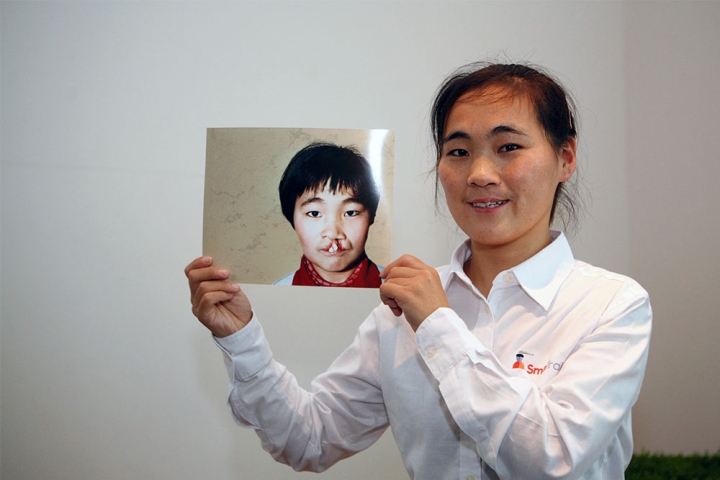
[0,1,715,479]
[625,1,720,455]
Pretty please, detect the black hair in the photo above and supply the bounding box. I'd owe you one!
[431,61,582,231]
[279,142,380,228]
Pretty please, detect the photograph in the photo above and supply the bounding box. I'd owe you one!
[203,128,393,287]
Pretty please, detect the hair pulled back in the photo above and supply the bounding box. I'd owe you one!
[431,62,582,231]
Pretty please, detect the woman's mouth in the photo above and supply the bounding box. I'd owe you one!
[470,200,509,209]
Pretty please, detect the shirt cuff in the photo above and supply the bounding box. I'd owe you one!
[213,315,273,381]
[415,307,487,379]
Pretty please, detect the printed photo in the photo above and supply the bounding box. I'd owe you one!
[203,128,393,287]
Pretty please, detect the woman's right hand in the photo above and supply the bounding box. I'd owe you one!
[184,256,253,338]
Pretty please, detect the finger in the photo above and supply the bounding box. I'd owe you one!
[193,280,240,308]
[187,266,231,297]
[382,256,435,279]
[384,254,427,271]
[379,293,403,317]
[189,266,230,284]
[185,256,212,278]
[379,284,405,317]
[381,266,426,281]
[379,281,408,303]
[193,290,238,321]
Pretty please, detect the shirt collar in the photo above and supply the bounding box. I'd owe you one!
[440,231,575,311]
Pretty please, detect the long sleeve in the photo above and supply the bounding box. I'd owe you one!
[415,279,652,480]
[214,313,389,472]
[209,234,652,479]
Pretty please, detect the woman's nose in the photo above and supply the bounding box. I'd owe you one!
[467,155,500,187]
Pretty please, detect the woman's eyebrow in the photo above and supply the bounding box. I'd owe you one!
[443,124,528,144]
[489,124,528,137]
[443,130,471,143]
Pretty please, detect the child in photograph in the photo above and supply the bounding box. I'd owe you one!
[273,142,383,288]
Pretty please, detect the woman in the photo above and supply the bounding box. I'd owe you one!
[185,62,652,479]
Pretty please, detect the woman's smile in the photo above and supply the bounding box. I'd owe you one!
[438,89,576,259]
[468,198,510,211]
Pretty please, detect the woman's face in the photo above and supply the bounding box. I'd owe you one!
[437,90,576,255]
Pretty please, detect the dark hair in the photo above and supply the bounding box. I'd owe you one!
[431,62,582,231]
[279,142,380,228]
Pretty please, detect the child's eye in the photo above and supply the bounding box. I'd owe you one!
[498,144,520,153]
[344,210,360,217]
[306,211,321,218]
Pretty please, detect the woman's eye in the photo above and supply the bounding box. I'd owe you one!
[498,144,520,153]
[306,211,321,218]
[446,148,469,157]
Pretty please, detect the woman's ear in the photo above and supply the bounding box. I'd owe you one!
[558,137,577,182]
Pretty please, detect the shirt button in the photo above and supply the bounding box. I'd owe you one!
[503,273,513,283]
[426,347,437,358]
[484,304,491,314]
[466,476,476,480]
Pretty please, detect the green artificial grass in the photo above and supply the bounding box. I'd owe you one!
[626,451,720,479]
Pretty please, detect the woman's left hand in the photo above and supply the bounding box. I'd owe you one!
[379,254,450,331]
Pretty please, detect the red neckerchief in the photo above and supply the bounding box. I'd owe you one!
[292,255,381,288]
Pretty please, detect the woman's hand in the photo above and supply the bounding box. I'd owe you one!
[379,255,450,331]
[184,256,253,338]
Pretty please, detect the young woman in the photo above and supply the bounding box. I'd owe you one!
[185,62,652,479]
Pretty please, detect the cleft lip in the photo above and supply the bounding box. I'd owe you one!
[322,241,347,255]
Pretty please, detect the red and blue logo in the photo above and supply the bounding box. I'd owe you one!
[512,352,563,375]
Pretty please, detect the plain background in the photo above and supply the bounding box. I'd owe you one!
[1,1,719,479]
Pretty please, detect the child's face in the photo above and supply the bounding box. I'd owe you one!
[293,186,371,283]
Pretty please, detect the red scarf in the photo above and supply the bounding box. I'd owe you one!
[292,255,382,288]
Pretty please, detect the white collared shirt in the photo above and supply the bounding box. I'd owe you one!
[216,232,652,479]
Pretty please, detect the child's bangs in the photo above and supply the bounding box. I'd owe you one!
[306,176,359,198]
